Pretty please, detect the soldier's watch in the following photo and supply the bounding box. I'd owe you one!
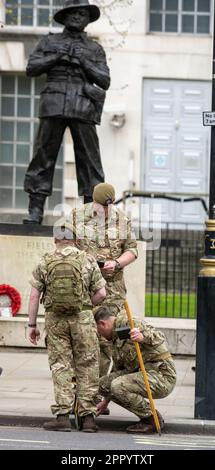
[114,260,121,271]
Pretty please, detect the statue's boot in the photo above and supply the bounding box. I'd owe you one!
[84,195,93,204]
[23,194,46,225]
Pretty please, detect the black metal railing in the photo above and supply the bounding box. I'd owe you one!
[145,224,204,318]
[115,190,207,319]
[115,189,209,216]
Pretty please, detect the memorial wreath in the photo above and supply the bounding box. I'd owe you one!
[0,284,21,316]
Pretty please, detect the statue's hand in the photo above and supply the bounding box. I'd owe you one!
[72,46,84,63]
[64,47,83,67]
[56,45,71,61]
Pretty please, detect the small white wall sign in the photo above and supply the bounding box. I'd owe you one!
[203,112,215,126]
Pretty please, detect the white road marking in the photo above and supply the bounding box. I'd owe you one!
[135,441,212,448]
[134,435,215,442]
[0,438,50,444]
[133,435,215,449]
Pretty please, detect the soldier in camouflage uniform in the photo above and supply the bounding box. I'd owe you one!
[28,221,106,432]
[72,182,138,377]
[94,306,176,433]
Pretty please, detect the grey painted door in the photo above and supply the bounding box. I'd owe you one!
[142,79,211,224]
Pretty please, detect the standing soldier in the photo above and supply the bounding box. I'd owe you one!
[27,221,106,432]
[72,182,138,378]
[95,306,176,433]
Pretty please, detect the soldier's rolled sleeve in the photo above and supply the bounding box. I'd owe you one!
[29,263,46,292]
[123,220,138,258]
[89,260,106,296]
[141,322,166,346]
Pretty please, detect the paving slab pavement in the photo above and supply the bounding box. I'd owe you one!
[0,349,214,434]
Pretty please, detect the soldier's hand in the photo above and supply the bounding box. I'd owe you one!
[102,260,116,274]
[96,399,110,416]
[130,328,144,343]
[28,327,40,345]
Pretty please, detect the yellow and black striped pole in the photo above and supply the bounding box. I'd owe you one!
[124,300,161,435]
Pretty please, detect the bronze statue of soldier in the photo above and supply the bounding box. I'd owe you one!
[23,0,110,224]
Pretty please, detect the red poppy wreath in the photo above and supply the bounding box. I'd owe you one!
[0,284,21,316]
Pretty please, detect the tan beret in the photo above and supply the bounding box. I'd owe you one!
[93,183,115,206]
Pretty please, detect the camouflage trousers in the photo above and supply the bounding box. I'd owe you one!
[98,303,123,377]
[45,310,99,417]
[99,360,176,418]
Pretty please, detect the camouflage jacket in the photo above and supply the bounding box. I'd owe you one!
[30,245,106,310]
[111,311,173,373]
[72,203,138,305]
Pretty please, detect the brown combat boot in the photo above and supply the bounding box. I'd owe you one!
[43,414,72,431]
[81,414,98,433]
[126,410,164,434]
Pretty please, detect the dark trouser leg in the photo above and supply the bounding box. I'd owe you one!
[23,118,67,223]
[24,117,66,196]
[69,120,105,200]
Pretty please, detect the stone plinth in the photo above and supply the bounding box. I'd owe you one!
[0,224,53,347]
[0,224,146,347]
[0,224,54,318]
[0,317,46,348]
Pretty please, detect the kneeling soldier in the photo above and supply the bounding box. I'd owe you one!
[94,306,176,433]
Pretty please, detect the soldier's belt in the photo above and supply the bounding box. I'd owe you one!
[132,352,173,373]
[45,307,83,315]
[150,352,172,362]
